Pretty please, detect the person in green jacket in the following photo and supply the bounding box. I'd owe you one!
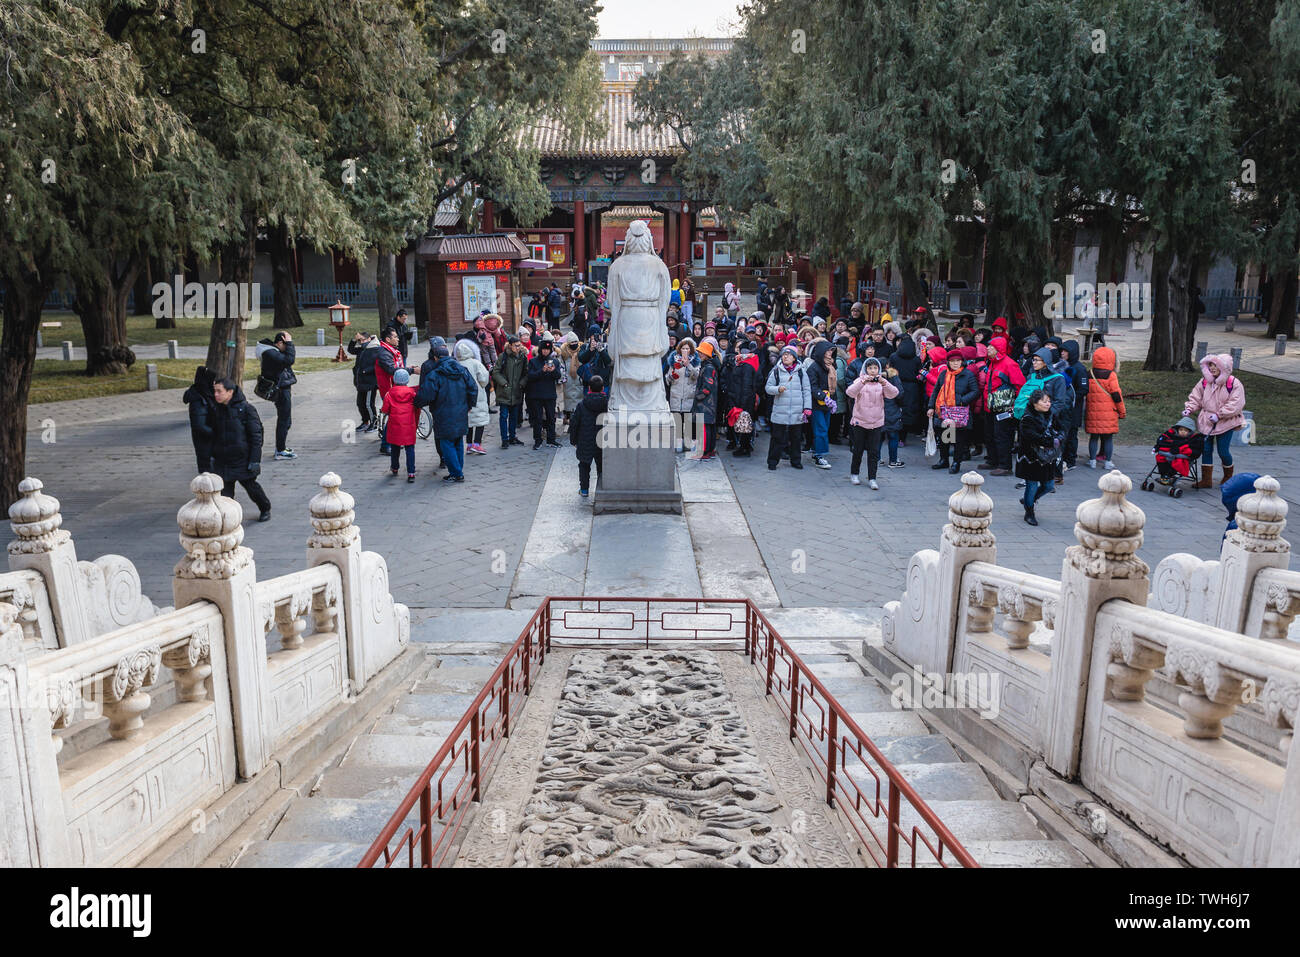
[491,337,529,448]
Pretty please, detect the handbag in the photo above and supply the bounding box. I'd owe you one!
[938,405,970,428]
[734,410,754,434]
[254,375,279,403]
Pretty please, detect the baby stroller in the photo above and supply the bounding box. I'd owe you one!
[1139,453,1198,498]
[1139,418,1206,498]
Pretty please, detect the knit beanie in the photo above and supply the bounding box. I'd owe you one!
[394,368,410,385]
[1177,416,1197,431]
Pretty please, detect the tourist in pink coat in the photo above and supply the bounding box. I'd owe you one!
[1184,353,1246,488]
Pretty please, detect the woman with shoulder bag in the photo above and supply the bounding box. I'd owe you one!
[1015,390,1060,526]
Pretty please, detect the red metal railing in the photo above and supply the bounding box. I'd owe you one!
[357,597,978,868]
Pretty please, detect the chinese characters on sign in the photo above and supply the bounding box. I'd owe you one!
[447,259,513,272]
[462,276,498,321]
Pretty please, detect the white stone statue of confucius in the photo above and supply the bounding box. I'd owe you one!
[606,220,671,413]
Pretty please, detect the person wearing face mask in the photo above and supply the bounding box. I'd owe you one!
[525,338,562,449]
[765,345,811,469]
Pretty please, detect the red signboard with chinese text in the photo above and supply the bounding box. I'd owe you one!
[447,259,513,272]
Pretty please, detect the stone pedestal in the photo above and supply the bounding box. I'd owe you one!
[593,411,682,514]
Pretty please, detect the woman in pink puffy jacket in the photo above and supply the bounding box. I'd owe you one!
[1183,353,1246,488]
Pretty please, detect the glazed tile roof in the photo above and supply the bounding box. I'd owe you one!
[533,86,685,158]
[416,233,530,261]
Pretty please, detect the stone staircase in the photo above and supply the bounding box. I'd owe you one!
[229,643,512,868]
[794,644,1093,867]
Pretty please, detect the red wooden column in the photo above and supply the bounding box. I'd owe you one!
[481,200,495,232]
[665,209,677,276]
[679,203,692,277]
[573,199,585,280]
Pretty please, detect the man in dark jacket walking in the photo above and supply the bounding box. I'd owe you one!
[693,338,722,458]
[260,331,297,459]
[183,366,217,475]
[546,283,566,332]
[491,336,528,448]
[382,309,413,363]
[415,342,476,482]
[347,332,380,432]
[211,378,271,521]
[569,375,609,496]
[525,339,562,448]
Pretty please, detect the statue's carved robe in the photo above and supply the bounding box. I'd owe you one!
[607,252,671,413]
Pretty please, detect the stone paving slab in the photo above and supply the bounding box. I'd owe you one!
[21,369,551,612]
[584,513,702,597]
[726,434,1300,608]
[233,840,368,868]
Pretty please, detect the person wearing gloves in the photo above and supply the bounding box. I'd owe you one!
[210,377,271,521]
[765,345,811,470]
[1184,353,1246,488]
[845,356,900,489]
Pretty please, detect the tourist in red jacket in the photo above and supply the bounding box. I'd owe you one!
[381,368,419,481]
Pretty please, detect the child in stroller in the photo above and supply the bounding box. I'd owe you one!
[1140,416,1206,497]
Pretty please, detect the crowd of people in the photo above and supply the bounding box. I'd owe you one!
[181,290,1250,528]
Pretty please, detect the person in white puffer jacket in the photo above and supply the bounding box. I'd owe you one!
[454,339,491,455]
[764,345,811,470]
[665,338,700,452]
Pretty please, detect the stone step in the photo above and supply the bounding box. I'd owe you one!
[872,734,961,765]
[886,762,999,803]
[341,733,451,769]
[415,666,497,694]
[368,714,459,738]
[897,799,1046,844]
[266,797,419,846]
[948,839,1089,868]
[313,764,423,802]
[429,654,510,669]
[234,840,369,869]
[393,692,477,720]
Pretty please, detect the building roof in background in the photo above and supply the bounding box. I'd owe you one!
[433,199,463,227]
[606,206,662,219]
[533,86,685,158]
[591,38,734,54]
[416,233,530,261]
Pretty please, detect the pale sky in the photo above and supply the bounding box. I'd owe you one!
[597,0,742,37]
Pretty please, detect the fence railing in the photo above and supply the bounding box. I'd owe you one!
[357,595,979,869]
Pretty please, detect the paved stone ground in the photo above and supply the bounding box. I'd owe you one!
[724,432,1300,609]
[22,368,553,611]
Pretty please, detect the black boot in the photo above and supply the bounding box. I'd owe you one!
[1023,502,1038,526]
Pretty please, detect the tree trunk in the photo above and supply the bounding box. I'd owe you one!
[0,270,52,509]
[1183,254,1202,372]
[413,258,429,331]
[897,254,934,332]
[1265,267,1298,340]
[1168,255,1194,372]
[151,255,176,328]
[205,211,257,382]
[73,256,141,376]
[132,262,153,317]
[376,249,397,322]
[269,221,303,329]
[1143,247,1175,371]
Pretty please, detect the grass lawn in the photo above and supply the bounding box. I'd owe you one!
[1114,361,1299,446]
[38,309,389,349]
[29,357,347,404]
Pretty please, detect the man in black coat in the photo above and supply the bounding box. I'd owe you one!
[545,283,566,332]
[211,378,271,521]
[382,309,413,363]
[347,332,380,432]
[182,366,217,475]
[569,374,608,496]
[259,331,297,458]
[525,338,562,448]
[728,341,762,457]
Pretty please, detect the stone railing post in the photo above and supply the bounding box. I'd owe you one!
[1045,471,1150,777]
[7,477,91,647]
[0,601,69,865]
[1218,475,1290,634]
[928,472,997,676]
[306,472,367,693]
[1276,734,1300,866]
[172,474,268,778]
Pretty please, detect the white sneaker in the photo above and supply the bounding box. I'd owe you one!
[868,479,879,490]
[850,474,861,485]
[1105,459,1118,470]
[1088,459,1097,469]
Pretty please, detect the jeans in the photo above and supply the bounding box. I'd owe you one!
[878,429,900,464]
[991,415,1017,470]
[1088,433,1115,462]
[1201,431,1233,467]
[356,388,376,426]
[274,389,292,452]
[499,403,522,443]
[1022,480,1051,509]
[437,435,465,479]
[222,477,271,514]
[578,450,603,492]
[527,397,557,445]
[389,444,415,475]
[850,425,882,479]
[767,423,800,466]
[812,408,830,456]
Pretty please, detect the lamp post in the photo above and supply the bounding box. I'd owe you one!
[329,299,351,362]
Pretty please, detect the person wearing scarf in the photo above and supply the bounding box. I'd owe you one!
[927,349,979,472]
